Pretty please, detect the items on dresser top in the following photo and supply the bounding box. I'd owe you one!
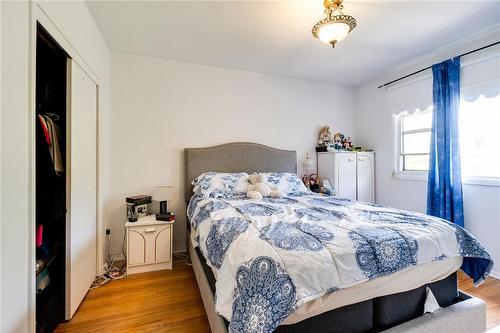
[126,195,152,205]
[126,215,174,274]
[316,127,357,152]
[153,185,175,221]
[156,212,175,222]
[126,195,152,222]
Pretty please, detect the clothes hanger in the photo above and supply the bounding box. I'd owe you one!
[44,112,60,121]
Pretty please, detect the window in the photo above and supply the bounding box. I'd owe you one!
[399,110,432,172]
[460,95,500,179]
[394,95,500,183]
[391,50,499,184]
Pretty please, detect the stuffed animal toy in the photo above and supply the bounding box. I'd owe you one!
[318,126,333,147]
[246,174,284,200]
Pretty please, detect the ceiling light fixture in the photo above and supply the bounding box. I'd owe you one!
[312,0,357,48]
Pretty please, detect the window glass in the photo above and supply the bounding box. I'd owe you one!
[402,131,431,155]
[403,155,429,172]
[459,95,500,178]
[396,95,500,177]
[399,109,432,171]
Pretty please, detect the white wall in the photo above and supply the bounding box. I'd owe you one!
[0,1,111,332]
[109,53,355,254]
[353,26,500,278]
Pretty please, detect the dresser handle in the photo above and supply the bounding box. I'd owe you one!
[144,228,156,233]
[358,157,366,161]
[348,158,354,162]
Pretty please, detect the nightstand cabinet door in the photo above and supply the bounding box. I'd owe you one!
[126,219,173,274]
[128,230,146,265]
[143,227,158,263]
[155,227,172,262]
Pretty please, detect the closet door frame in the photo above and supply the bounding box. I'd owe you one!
[28,3,103,332]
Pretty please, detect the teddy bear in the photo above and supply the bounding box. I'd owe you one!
[246,173,284,200]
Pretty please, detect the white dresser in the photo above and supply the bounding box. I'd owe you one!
[317,151,375,203]
[126,215,174,274]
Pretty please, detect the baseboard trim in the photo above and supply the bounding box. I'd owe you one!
[489,270,500,280]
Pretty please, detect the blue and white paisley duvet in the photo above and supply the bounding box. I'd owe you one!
[187,192,493,333]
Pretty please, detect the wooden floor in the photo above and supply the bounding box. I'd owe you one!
[458,271,500,330]
[55,261,500,333]
[54,260,210,333]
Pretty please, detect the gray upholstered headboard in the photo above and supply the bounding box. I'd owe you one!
[184,142,297,202]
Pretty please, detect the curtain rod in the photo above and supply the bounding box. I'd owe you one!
[377,41,500,89]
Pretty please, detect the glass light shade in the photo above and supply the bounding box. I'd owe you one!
[317,22,350,44]
[152,185,175,202]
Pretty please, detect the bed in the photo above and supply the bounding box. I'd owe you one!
[184,142,491,333]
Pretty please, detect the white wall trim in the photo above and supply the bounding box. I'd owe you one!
[33,2,99,85]
[0,0,3,327]
[392,172,500,188]
[28,3,36,332]
[489,270,500,281]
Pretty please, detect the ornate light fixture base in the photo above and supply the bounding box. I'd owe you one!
[312,0,357,48]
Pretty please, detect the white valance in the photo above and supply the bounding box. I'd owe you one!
[387,46,500,113]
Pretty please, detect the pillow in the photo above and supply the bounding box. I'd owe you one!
[192,172,249,198]
[259,172,308,194]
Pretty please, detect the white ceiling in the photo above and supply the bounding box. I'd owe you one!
[87,1,500,85]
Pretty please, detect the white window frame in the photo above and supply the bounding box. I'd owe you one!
[392,109,500,187]
[392,110,431,182]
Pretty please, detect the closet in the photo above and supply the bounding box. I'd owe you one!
[317,151,375,203]
[35,24,97,333]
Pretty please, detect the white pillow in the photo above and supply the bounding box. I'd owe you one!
[192,172,249,198]
[259,172,308,194]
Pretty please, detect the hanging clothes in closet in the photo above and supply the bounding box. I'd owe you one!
[37,114,64,175]
[36,112,66,259]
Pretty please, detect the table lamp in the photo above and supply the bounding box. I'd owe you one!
[303,153,314,176]
[153,185,175,221]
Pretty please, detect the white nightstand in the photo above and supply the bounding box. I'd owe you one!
[126,215,174,275]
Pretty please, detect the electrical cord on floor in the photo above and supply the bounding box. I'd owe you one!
[90,231,127,289]
[174,252,191,266]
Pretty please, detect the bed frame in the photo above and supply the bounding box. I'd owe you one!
[184,142,487,333]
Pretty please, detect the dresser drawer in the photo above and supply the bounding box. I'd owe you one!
[127,224,171,266]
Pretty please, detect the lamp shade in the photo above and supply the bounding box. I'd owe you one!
[152,185,175,202]
[303,153,315,176]
[317,22,350,45]
[303,153,314,168]
[311,0,357,48]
